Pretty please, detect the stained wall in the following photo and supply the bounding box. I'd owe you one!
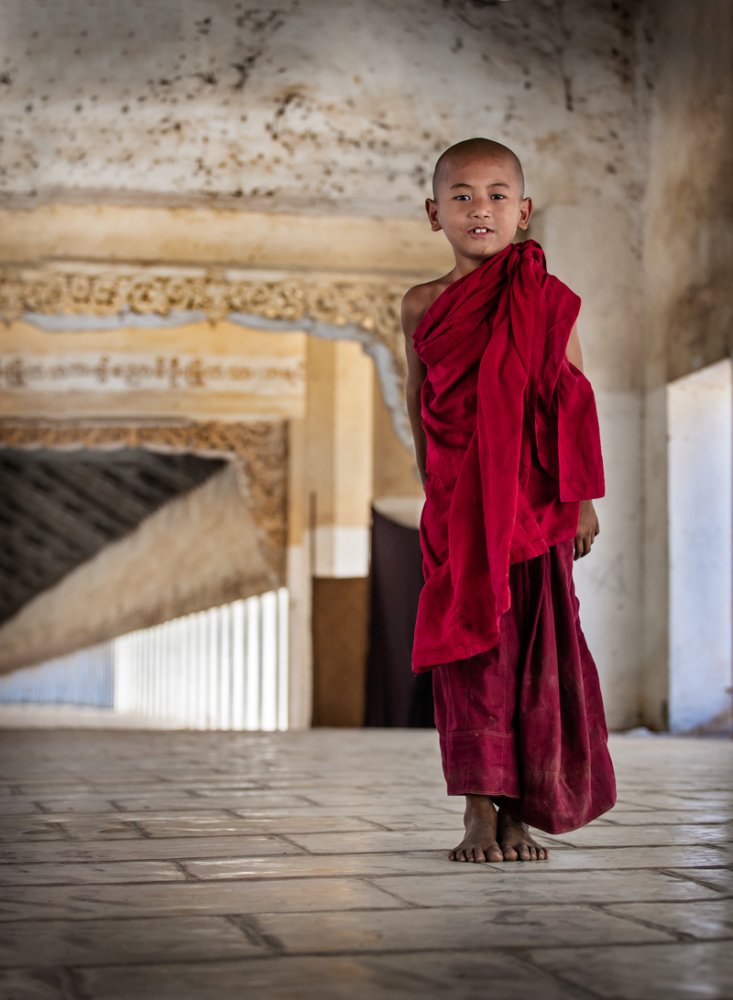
[3,0,641,219]
[641,0,733,728]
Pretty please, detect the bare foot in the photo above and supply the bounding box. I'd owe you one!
[497,808,549,861]
[449,794,504,863]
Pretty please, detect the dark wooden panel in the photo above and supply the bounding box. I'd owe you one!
[311,576,368,727]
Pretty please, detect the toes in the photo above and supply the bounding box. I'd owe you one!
[502,843,519,862]
[487,844,504,863]
[471,847,486,863]
[517,843,531,862]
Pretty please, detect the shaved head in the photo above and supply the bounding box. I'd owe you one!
[432,138,525,198]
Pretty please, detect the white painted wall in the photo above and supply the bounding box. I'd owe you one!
[537,206,643,729]
[668,359,732,732]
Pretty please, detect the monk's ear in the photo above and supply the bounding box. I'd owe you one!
[517,196,533,231]
[425,198,442,232]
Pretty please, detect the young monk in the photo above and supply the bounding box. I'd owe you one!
[402,138,616,863]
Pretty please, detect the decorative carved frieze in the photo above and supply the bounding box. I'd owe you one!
[0,268,408,382]
[0,419,288,583]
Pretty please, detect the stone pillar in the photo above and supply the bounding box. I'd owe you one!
[304,336,375,726]
[285,414,313,730]
[305,336,374,577]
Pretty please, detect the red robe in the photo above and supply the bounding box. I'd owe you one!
[412,239,605,670]
[412,239,615,832]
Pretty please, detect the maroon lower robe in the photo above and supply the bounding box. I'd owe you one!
[412,239,616,834]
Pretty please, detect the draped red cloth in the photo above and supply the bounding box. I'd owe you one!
[412,239,615,832]
[412,239,605,671]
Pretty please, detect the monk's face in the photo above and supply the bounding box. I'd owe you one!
[426,152,532,269]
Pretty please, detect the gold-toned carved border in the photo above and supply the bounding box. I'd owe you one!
[0,419,288,583]
[0,268,408,382]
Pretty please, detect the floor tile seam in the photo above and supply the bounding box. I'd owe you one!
[0,868,490,887]
[228,913,287,954]
[0,904,539,925]
[15,935,732,978]
[257,842,732,854]
[277,833,315,855]
[656,868,732,894]
[524,839,733,849]
[61,964,89,1000]
[585,902,693,942]
[598,820,733,827]
[169,859,200,882]
[0,877,192,888]
[0,817,502,831]
[32,801,56,814]
[509,952,607,1000]
[1,862,729,882]
[0,946,623,975]
[2,838,729,855]
[359,878,423,908]
[10,816,733,832]
[0,830,318,844]
[348,817,395,832]
[250,912,733,937]
[157,863,733,881]
[620,803,733,812]
[0,913,268,930]
[0,898,714,930]
[118,820,153,840]
[5,896,727,917]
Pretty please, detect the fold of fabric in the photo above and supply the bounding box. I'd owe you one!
[432,538,616,833]
[412,239,605,671]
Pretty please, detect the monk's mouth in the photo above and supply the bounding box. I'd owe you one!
[468,227,495,235]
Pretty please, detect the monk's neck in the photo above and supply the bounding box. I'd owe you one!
[449,241,515,280]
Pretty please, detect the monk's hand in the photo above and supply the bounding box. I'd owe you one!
[575,500,600,560]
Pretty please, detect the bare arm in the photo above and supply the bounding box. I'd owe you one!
[401,288,429,487]
[566,324,600,559]
[566,323,584,371]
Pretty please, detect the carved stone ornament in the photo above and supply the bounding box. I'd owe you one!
[0,419,288,583]
[0,267,408,383]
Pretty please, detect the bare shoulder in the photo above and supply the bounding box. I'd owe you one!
[401,274,453,338]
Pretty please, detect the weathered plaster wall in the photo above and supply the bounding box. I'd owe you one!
[641,0,733,728]
[642,0,733,386]
[538,205,643,729]
[0,464,272,674]
[2,0,641,219]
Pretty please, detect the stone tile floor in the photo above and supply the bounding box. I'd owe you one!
[0,727,730,999]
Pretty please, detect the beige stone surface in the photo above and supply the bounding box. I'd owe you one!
[0,2,642,218]
[530,942,733,1000]
[0,729,730,998]
[0,321,308,422]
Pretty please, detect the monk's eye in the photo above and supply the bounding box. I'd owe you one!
[454,194,470,201]
[490,193,506,200]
